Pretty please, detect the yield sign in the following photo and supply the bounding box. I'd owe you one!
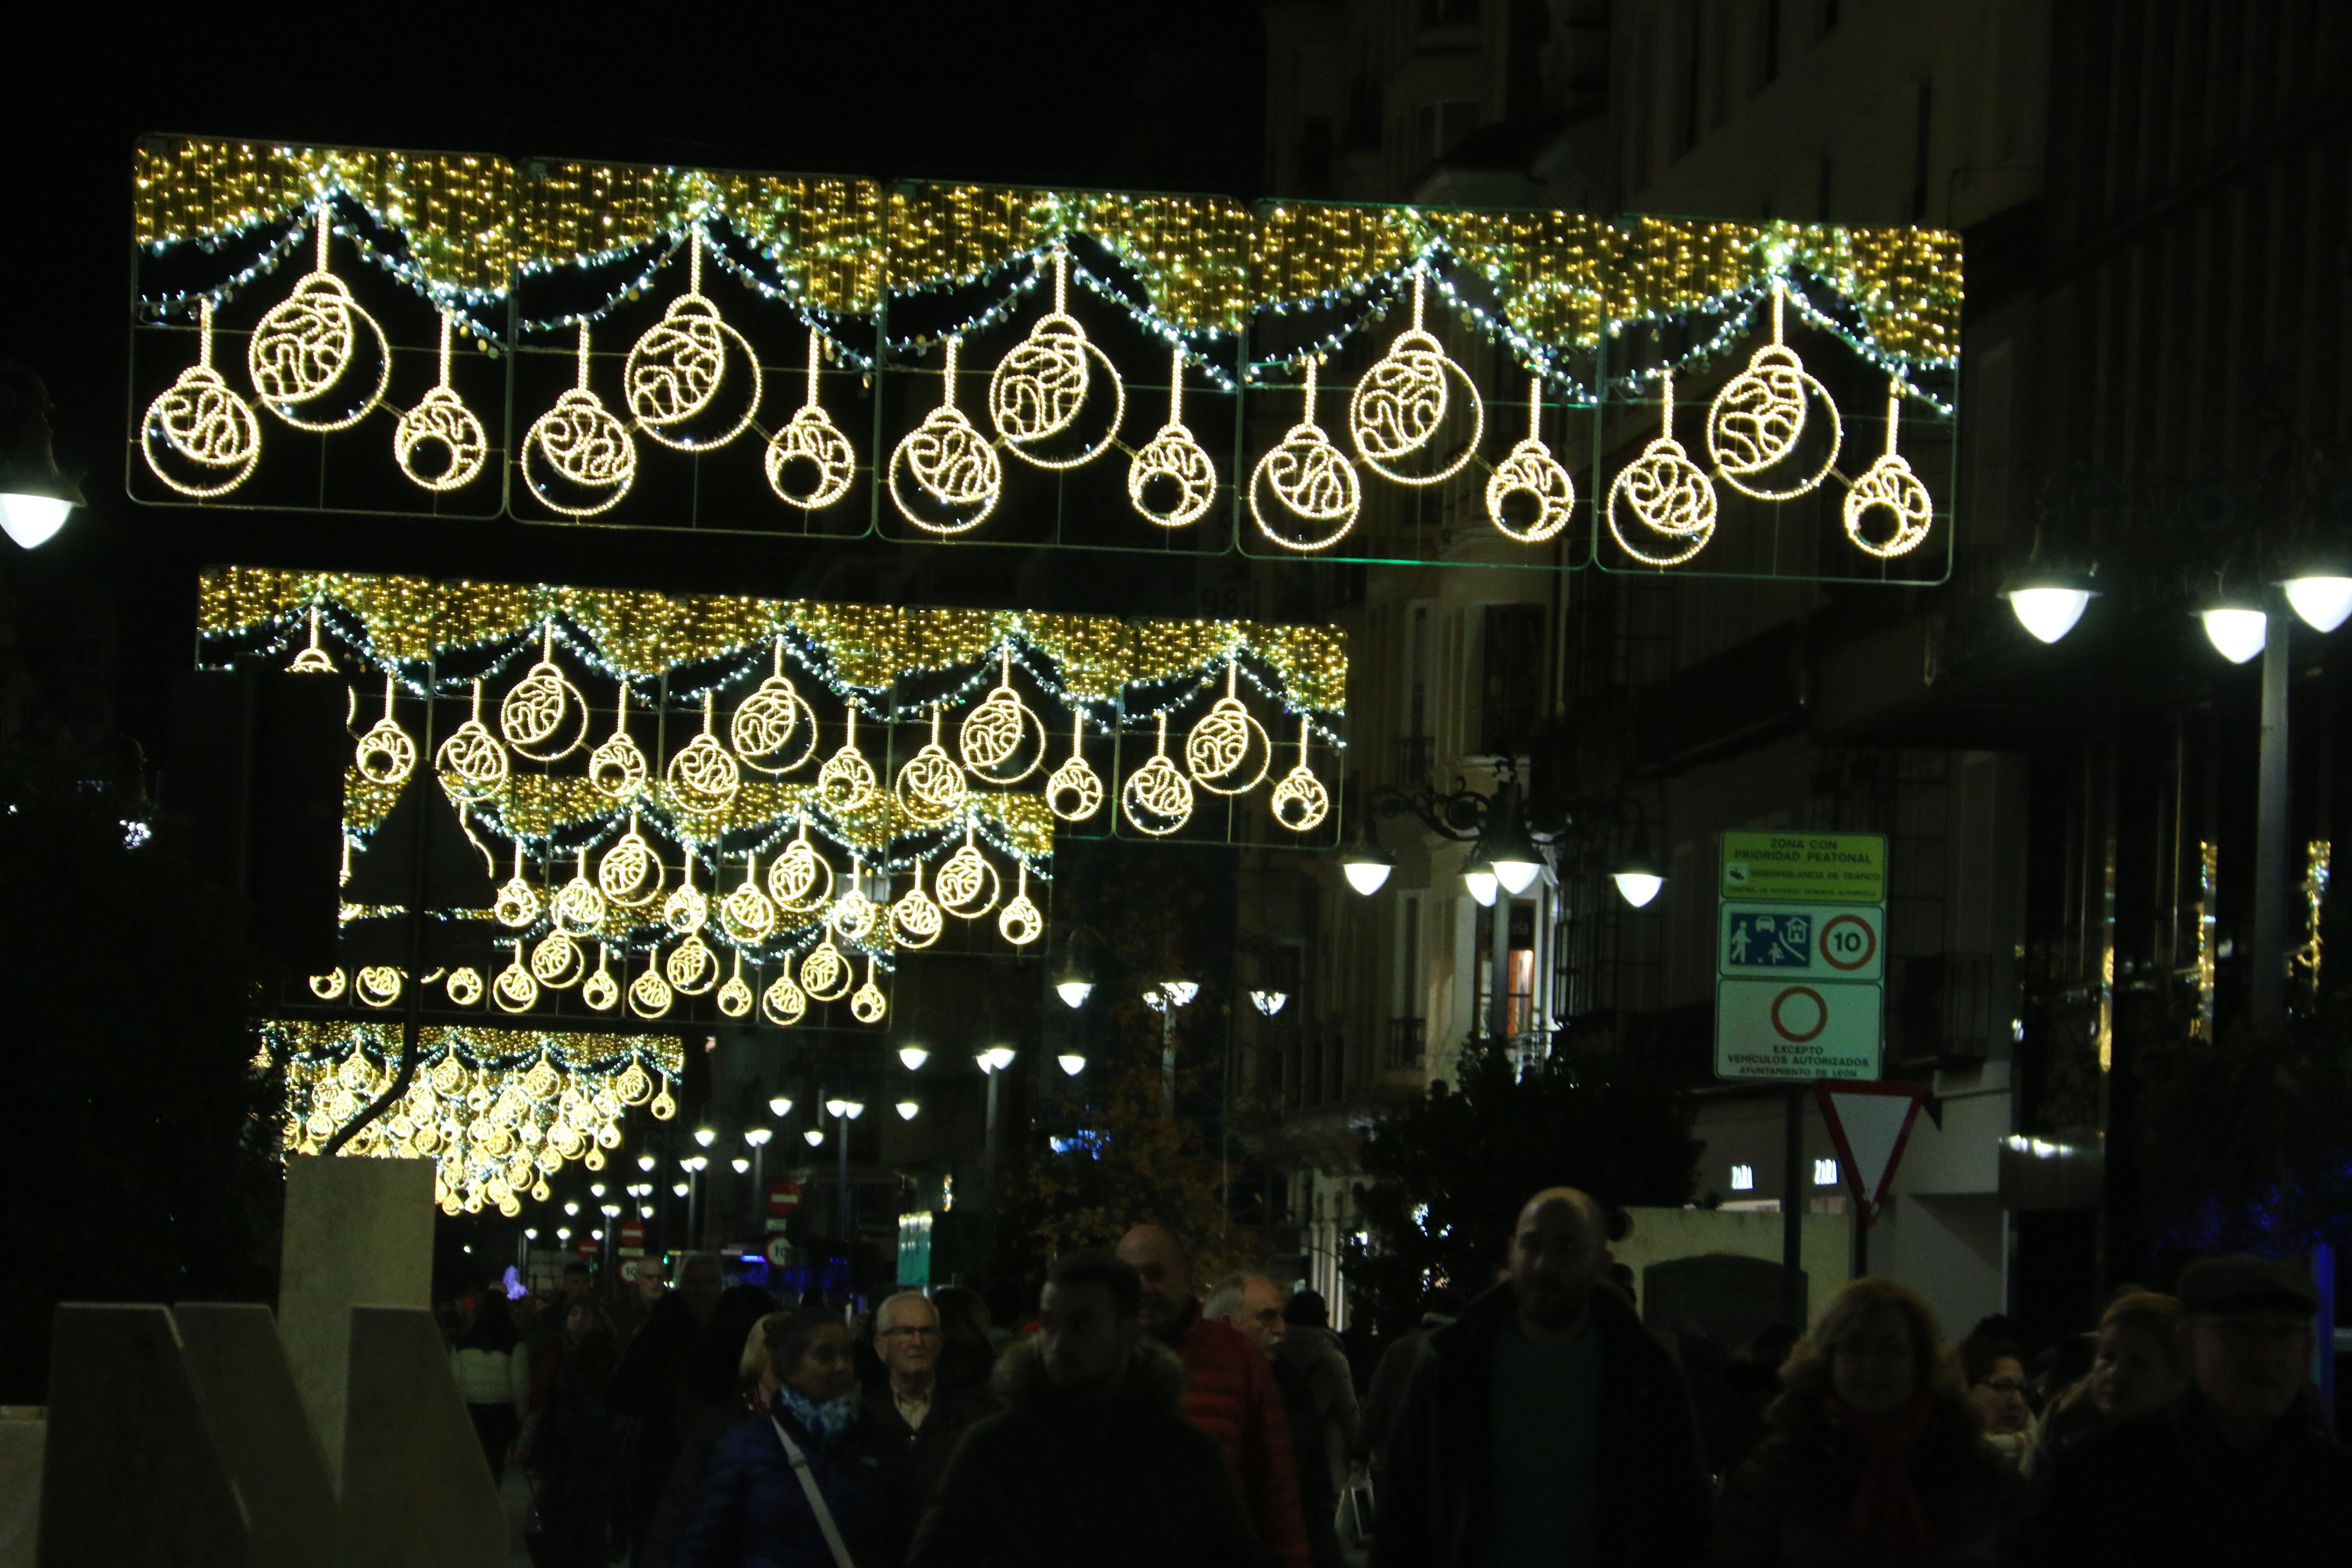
[1813,1080,1927,1228]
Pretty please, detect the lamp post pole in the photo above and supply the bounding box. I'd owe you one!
[2255,586,2292,1029]
[1488,888,1512,1044]
[836,1110,851,1244]
[1161,1001,1178,1119]
[984,1067,1001,1193]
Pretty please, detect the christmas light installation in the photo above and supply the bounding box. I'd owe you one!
[1841,378,1935,559]
[1607,368,1718,568]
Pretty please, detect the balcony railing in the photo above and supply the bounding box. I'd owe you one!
[1386,1017,1427,1072]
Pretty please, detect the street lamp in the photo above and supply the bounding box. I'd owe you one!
[637,1152,656,1172]
[1612,826,1666,909]
[1482,795,1543,897]
[1053,936,1095,1008]
[1250,989,1288,1016]
[743,1128,772,1148]
[693,1127,717,1148]
[976,1048,1015,1191]
[768,1095,793,1118]
[1338,812,1396,896]
[802,1127,825,1148]
[2283,574,2352,633]
[896,1099,919,1121]
[1057,1053,1086,1076]
[898,1046,929,1070]
[2000,560,2099,644]
[0,368,85,551]
[1461,856,1499,908]
[672,1181,689,1197]
[731,1157,750,1174]
[2200,601,2269,664]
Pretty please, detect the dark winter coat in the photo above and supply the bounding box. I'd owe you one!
[1705,1391,2016,1567]
[2016,1387,2352,1567]
[671,1403,919,1568]
[1370,1280,1712,1568]
[904,1335,1266,1568]
[858,1376,998,1504]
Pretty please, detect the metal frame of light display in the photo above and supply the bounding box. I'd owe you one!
[133,138,1960,582]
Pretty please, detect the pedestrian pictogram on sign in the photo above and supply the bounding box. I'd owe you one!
[1718,904,1883,981]
[1814,1080,1927,1226]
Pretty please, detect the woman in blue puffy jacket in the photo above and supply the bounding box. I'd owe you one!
[674,1306,919,1568]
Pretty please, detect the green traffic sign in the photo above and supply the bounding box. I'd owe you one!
[1719,831,1887,904]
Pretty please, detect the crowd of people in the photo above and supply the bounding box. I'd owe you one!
[438,1198,2349,1567]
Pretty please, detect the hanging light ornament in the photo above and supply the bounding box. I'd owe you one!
[624,228,761,450]
[1608,367,1718,568]
[815,705,879,812]
[580,944,620,1011]
[767,822,835,915]
[444,966,484,1007]
[394,311,489,491]
[665,931,719,996]
[888,336,1001,533]
[989,247,1122,469]
[551,847,608,935]
[523,320,637,517]
[999,861,1044,946]
[354,674,417,787]
[895,704,968,827]
[142,298,262,498]
[500,623,589,762]
[287,606,337,674]
[1046,710,1106,822]
[493,942,539,1014]
[1349,266,1481,486]
[529,929,583,990]
[494,841,542,929]
[667,692,741,817]
[891,856,946,949]
[958,646,1046,784]
[850,956,888,1024]
[588,684,650,801]
[248,206,389,432]
[1705,279,1842,500]
[716,951,754,1018]
[597,810,665,908]
[761,963,808,1026]
[1250,355,1360,551]
[1267,715,1330,832]
[721,854,780,944]
[628,949,674,1018]
[1484,371,1577,544]
[934,822,1002,918]
[663,851,710,934]
[731,640,818,775]
[830,856,881,941]
[1841,378,1934,558]
[766,328,858,509]
[1185,662,1271,796]
[435,680,509,802]
[1122,712,1195,836]
[800,932,854,1002]
[1128,344,1218,527]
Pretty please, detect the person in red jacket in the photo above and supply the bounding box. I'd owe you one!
[1118,1224,1313,1568]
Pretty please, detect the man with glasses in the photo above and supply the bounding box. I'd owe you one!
[2022,1254,2352,1564]
[861,1289,998,1502]
[1959,1334,2035,1467]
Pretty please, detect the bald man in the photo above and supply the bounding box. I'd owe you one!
[1371,1188,1710,1568]
[1118,1225,1311,1568]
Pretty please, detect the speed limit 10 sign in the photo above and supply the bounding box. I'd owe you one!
[1717,904,1884,981]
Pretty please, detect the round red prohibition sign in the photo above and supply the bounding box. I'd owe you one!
[1770,986,1830,1042]
[1819,914,1878,973]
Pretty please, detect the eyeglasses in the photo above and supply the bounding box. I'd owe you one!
[1976,1378,2028,1396]
[877,1326,943,1341]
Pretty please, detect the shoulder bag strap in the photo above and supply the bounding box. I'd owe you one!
[770,1415,858,1568]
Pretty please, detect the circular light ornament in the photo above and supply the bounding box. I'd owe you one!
[814,707,879,813]
[958,649,1046,785]
[667,692,741,818]
[434,680,510,802]
[934,826,1002,918]
[1841,380,1935,559]
[890,858,946,950]
[581,946,621,1012]
[1348,269,1482,487]
[394,312,489,492]
[767,824,836,916]
[762,966,809,1026]
[766,329,858,510]
[248,209,390,432]
[521,322,636,517]
[598,812,665,909]
[1128,345,1218,528]
[989,250,1123,470]
[1267,717,1329,833]
[850,958,888,1025]
[800,934,854,1003]
[1121,713,1195,836]
[353,675,417,787]
[1184,663,1271,797]
[1607,368,1718,568]
[588,685,652,802]
[732,642,818,777]
[1704,280,1842,501]
[500,624,590,763]
[142,299,262,499]
[1046,712,1106,823]
[716,952,754,1019]
[894,705,968,827]
[1250,356,1360,551]
[889,336,1001,534]
[1485,372,1577,544]
[998,863,1045,946]
[623,231,761,451]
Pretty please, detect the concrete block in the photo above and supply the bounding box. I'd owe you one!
[279,1156,434,1480]
[0,1412,44,1568]
[177,1304,336,1568]
[338,1307,502,1568]
[38,1303,246,1567]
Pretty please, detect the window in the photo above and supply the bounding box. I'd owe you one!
[1479,604,1546,756]
[1813,1158,1840,1186]
[1414,100,1481,162]
[1730,1164,1756,1191]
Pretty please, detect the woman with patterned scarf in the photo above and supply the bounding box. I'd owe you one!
[675,1307,921,1568]
[1706,1278,2021,1568]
